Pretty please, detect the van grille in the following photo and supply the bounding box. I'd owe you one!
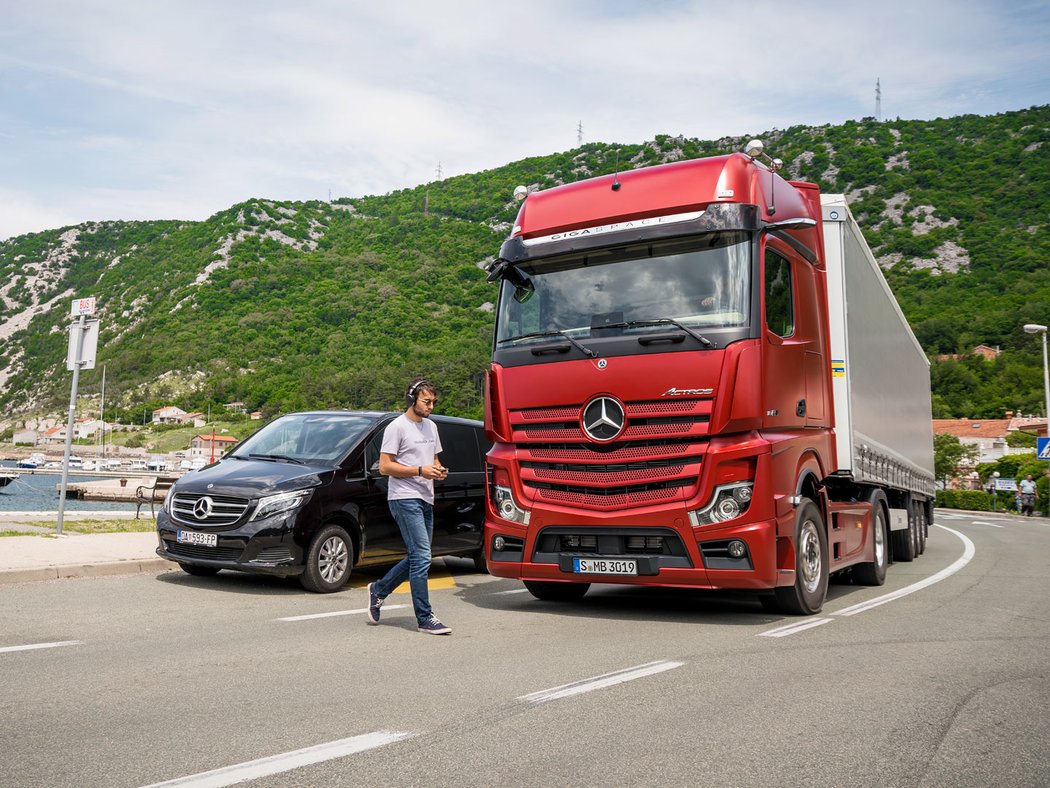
[171,493,251,527]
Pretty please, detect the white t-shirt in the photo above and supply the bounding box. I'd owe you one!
[381,414,443,503]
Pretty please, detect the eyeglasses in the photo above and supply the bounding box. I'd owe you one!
[419,398,437,406]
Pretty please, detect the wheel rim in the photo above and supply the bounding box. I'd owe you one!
[318,536,349,583]
[874,513,886,566]
[799,518,822,593]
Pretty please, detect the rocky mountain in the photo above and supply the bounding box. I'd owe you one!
[1,105,1048,426]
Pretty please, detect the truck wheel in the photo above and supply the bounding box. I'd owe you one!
[300,524,353,593]
[180,563,220,577]
[853,503,888,586]
[472,547,488,574]
[523,580,590,601]
[916,506,927,555]
[774,500,828,615]
[891,509,917,563]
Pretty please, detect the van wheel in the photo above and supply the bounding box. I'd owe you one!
[523,580,590,601]
[773,500,828,615]
[180,563,220,577]
[300,525,353,593]
[472,547,488,574]
[853,503,888,586]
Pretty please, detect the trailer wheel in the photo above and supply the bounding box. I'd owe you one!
[892,508,917,563]
[853,503,888,586]
[523,580,590,601]
[774,500,828,615]
[916,505,927,555]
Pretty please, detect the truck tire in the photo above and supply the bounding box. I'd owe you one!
[773,500,829,615]
[180,563,220,577]
[892,509,917,563]
[852,502,888,586]
[299,524,353,593]
[523,580,590,601]
[916,506,927,555]
[472,547,488,574]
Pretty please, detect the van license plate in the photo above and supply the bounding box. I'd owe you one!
[573,558,636,575]
[177,530,217,548]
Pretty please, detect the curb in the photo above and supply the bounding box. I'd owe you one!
[0,558,173,585]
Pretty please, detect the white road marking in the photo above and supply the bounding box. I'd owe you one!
[968,521,1004,528]
[518,660,684,704]
[832,524,975,617]
[277,604,408,622]
[757,618,833,638]
[0,640,81,654]
[142,731,413,787]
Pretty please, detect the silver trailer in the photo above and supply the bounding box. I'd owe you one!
[821,194,935,501]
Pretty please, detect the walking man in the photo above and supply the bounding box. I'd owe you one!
[1018,474,1038,517]
[367,378,452,634]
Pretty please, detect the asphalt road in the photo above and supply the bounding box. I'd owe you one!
[2,510,1048,787]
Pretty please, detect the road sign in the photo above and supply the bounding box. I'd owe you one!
[66,319,99,370]
[70,296,96,316]
[1038,437,1050,461]
[994,477,1018,491]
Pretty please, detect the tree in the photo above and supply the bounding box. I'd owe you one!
[934,433,979,487]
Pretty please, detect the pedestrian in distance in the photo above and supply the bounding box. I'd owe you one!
[367,377,452,635]
[1018,474,1038,517]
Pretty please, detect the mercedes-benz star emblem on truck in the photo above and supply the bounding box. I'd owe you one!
[581,396,626,442]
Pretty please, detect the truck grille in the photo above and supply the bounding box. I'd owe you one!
[171,493,251,527]
[508,398,710,511]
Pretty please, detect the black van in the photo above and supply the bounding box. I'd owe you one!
[155,411,489,592]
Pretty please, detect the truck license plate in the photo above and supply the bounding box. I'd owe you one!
[177,530,217,548]
[573,558,636,575]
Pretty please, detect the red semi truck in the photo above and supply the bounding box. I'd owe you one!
[482,143,935,614]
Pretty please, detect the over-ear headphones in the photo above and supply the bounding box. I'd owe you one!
[406,378,433,406]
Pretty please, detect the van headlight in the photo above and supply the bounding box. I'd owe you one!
[251,490,312,521]
[688,482,753,526]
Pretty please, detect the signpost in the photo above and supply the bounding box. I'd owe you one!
[57,297,98,535]
[1038,437,1050,461]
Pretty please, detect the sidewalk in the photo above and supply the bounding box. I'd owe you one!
[0,511,167,585]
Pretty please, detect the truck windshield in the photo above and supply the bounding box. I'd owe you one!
[229,413,377,465]
[495,233,751,348]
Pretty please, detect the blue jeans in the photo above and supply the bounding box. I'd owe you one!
[374,499,434,623]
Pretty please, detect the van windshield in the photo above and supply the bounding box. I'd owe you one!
[495,233,751,347]
[229,413,378,465]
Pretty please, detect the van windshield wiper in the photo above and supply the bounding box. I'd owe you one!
[502,330,597,358]
[247,453,307,465]
[599,319,713,347]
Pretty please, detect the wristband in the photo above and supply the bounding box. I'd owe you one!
[417,466,422,477]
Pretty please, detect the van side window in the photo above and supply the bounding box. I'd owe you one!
[438,424,481,472]
[764,250,794,338]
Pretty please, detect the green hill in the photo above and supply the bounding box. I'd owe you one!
[1,106,1048,424]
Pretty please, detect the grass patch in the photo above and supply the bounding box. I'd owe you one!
[0,520,157,536]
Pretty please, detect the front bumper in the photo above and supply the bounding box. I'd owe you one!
[485,515,782,591]
[156,509,306,577]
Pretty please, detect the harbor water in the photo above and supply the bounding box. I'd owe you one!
[0,462,139,513]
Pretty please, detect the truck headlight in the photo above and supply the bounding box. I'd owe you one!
[493,485,531,525]
[689,482,753,526]
[251,490,312,521]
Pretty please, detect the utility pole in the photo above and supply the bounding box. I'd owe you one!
[435,161,442,181]
[875,78,882,122]
[577,120,583,146]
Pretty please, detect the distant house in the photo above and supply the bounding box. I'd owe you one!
[931,418,1036,464]
[936,344,1001,362]
[153,406,188,424]
[183,412,207,427]
[188,433,240,459]
[250,411,262,420]
[41,427,64,444]
[13,429,39,446]
[223,401,247,414]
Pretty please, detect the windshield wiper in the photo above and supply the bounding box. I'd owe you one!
[247,453,307,465]
[502,330,597,358]
[599,319,713,347]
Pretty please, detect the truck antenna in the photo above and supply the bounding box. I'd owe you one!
[611,147,621,191]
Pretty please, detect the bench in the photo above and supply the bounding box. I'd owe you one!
[135,476,179,519]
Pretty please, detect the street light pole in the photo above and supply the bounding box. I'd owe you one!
[1023,323,1050,429]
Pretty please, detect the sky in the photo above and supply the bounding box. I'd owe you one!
[2,0,1049,241]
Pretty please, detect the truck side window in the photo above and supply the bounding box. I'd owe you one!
[764,250,794,338]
